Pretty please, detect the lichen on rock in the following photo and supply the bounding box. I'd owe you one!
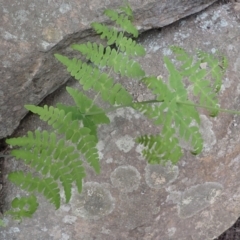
[145,163,179,189]
[110,165,141,192]
[178,182,223,219]
[71,182,115,220]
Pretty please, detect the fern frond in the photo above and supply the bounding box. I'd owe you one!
[54,54,133,105]
[120,4,133,18]
[7,195,39,220]
[24,104,70,134]
[137,132,183,164]
[71,43,145,78]
[56,104,98,137]
[75,128,100,173]
[8,172,60,209]
[8,105,100,174]
[135,74,203,160]
[66,87,110,124]
[197,50,228,92]
[171,46,223,117]
[56,87,110,137]
[8,130,86,202]
[91,23,145,56]
[104,8,138,37]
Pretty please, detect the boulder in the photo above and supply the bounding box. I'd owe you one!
[0,0,218,139]
[1,2,240,240]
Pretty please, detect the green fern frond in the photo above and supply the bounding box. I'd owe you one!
[71,43,145,78]
[197,50,228,92]
[75,128,100,173]
[56,104,98,137]
[8,172,60,209]
[7,195,39,221]
[171,46,223,117]
[120,3,133,18]
[135,73,203,160]
[24,104,70,134]
[57,87,110,138]
[104,8,138,37]
[66,87,110,124]
[8,130,86,203]
[91,23,145,56]
[54,54,133,105]
[137,132,182,164]
[15,106,100,173]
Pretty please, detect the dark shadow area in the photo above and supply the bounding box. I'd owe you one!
[215,217,240,240]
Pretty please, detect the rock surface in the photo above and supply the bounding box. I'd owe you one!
[1,2,240,240]
[0,0,218,139]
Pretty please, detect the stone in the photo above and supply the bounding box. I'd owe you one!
[0,0,218,139]
[2,1,240,240]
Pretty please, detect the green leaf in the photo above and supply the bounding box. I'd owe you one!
[7,195,39,221]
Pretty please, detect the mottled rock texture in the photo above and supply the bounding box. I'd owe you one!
[0,0,218,139]
[2,1,240,240]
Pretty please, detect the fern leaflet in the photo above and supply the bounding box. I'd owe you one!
[57,87,110,137]
[104,8,138,37]
[91,23,145,56]
[7,195,39,221]
[8,172,60,209]
[54,54,133,105]
[24,105,100,173]
[134,61,203,162]
[137,133,182,165]
[71,43,145,78]
[171,46,227,117]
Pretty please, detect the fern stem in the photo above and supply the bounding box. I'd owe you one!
[177,101,240,115]
[83,99,240,116]
[83,99,164,116]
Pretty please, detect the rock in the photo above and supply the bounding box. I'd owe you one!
[0,0,218,139]
[2,2,240,239]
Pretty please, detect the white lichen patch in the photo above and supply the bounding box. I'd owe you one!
[145,163,179,189]
[97,140,105,160]
[59,3,72,14]
[178,182,223,219]
[135,144,145,160]
[199,115,216,152]
[9,227,20,233]
[62,215,77,224]
[108,107,142,122]
[168,227,176,237]
[173,31,190,42]
[61,233,70,240]
[115,135,135,153]
[71,182,115,220]
[110,165,141,192]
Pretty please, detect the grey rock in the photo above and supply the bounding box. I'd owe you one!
[0,0,218,139]
[3,1,240,240]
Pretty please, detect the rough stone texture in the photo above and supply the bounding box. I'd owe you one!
[0,0,218,139]
[1,1,240,240]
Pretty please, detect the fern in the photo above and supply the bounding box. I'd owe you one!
[71,43,145,78]
[133,52,205,163]
[6,195,39,221]
[104,6,138,37]
[171,46,226,116]
[54,54,133,105]
[9,172,60,208]
[24,105,100,172]
[57,87,110,137]
[91,23,145,56]
[6,130,86,200]
[4,4,233,220]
